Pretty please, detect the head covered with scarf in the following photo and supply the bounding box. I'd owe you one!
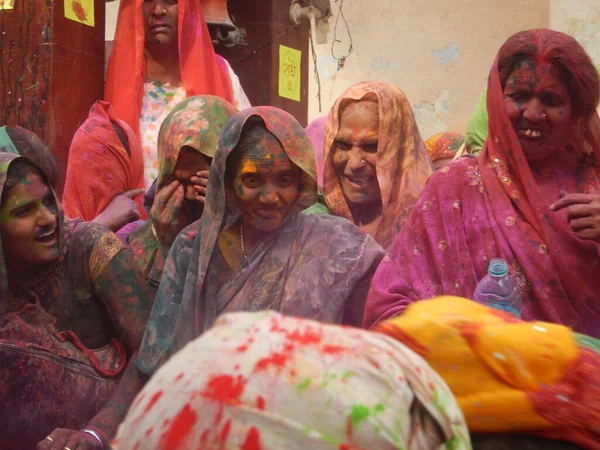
[115,310,470,450]
[322,81,434,249]
[377,296,600,449]
[105,0,234,140]
[62,101,146,222]
[136,106,384,376]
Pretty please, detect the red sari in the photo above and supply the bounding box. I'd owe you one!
[365,30,600,337]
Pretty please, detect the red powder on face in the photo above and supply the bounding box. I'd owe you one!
[323,345,346,354]
[201,374,246,405]
[241,427,261,450]
[143,390,163,414]
[159,404,197,449]
[254,352,289,372]
[256,396,265,410]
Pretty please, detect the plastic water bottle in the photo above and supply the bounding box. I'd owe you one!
[473,258,521,317]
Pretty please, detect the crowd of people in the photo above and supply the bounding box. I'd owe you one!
[1,0,600,448]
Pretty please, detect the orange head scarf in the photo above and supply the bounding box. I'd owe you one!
[322,81,434,249]
[105,0,234,141]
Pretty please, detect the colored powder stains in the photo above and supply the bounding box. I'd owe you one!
[256,395,266,410]
[286,326,322,345]
[345,416,353,439]
[219,419,232,446]
[145,426,154,437]
[297,377,312,391]
[236,344,249,352]
[159,404,197,449]
[254,352,289,372]
[143,390,163,414]
[349,405,370,429]
[374,403,385,414]
[322,344,346,354]
[240,426,261,450]
[175,373,184,382]
[201,374,247,405]
[200,429,210,445]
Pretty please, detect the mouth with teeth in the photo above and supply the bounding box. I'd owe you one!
[345,174,376,187]
[35,228,57,245]
[519,128,544,139]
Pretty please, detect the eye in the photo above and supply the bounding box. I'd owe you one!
[541,92,566,107]
[334,140,352,151]
[508,92,530,103]
[278,175,296,187]
[242,175,261,188]
[363,142,378,153]
[13,204,34,218]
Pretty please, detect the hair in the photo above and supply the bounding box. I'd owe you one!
[225,116,278,183]
[497,29,600,118]
[337,92,379,121]
[4,127,58,187]
[1,159,47,208]
[111,121,131,157]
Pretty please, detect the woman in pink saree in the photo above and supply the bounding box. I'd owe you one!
[364,29,600,338]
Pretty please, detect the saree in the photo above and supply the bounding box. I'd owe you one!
[115,311,470,450]
[305,115,327,188]
[136,106,384,377]
[425,132,465,163]
[123,95,237,284]
[376,297,600,449]
[0,153,135,448]
[62,101,146,222]
[104,0,234,142]
[321,81,434,250]
[364,30,600,337]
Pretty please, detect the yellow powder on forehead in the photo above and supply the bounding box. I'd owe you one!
[239,158,259,174]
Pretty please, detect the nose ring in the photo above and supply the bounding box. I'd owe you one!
[541,113,546,119]
[361,159,366,166]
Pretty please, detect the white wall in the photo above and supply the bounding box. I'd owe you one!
[550,0,600,66]
[307,0,549,140]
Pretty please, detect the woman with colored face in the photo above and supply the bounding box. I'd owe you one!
[118,95,237,292]
[105,0,250,191]
[425,132,465,171]
[0,154,153,447]
[307,82,434,250]
[364,29,600,339]
[135,106,384,379]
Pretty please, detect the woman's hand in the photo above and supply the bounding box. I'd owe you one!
[93,189,145,232]
[150,180,187,247]
[189,170,209,204]
[37,429,103,450]
[551,193,600,243]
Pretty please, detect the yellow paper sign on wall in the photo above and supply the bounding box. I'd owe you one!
[279,45,302,102]
[0,0,15,10]
[64,0,94,26]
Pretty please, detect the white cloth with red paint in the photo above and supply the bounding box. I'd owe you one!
[112,311,470,450]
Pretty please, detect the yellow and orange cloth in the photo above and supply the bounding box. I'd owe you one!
[376,296,600,449]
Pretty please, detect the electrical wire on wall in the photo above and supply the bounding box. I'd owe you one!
[331,0,353,68]
[309,25,323,113]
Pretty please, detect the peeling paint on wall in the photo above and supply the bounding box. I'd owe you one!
[566,19,600,67]
[433,44,460,64]
[316,54,339,80]
[371,58,399,72]
[412,89,452,140]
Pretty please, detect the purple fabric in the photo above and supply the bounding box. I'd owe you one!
[305,116,327,189]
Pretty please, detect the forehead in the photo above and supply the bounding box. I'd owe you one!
[507,60,565,88]
[338,100,379,134]
[3,172,49,204]
[237,135,294,172]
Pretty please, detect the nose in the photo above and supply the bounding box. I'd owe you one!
[347,149,364,172]
[150,0,166,15]
[37,204,56,228]
[522,98,546,122]
[259,183,278,205]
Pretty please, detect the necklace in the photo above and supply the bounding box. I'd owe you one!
[240,222,248,260]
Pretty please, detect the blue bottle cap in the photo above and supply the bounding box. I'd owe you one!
[488,258,508,277]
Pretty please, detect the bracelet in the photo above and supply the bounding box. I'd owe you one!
[81,429,106,449]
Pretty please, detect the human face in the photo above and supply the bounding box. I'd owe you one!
[173,146,212,201]
[0,171,60,271]
[230,134,300,232]
[332,100,381,205]
[143,0,178,46]
[503,60,573,162]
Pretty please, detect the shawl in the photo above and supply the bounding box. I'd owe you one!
[377,296,600,449]
[115,311,470,450]
[136,106,384,376]
[322,81,434,249]
[62,101,146,221]
[425,132,465,163]
[104,0,233,140]
[305,115,327,188]
[364,29,600,337]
